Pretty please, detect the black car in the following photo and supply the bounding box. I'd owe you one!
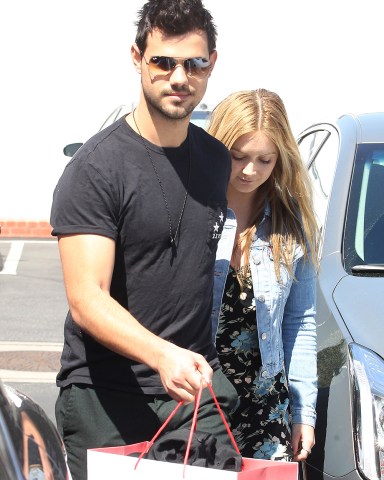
[0,380,69,479]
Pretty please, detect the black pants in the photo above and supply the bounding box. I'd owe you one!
[55,369,238,480]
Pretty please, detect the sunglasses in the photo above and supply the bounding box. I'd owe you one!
[142,54,211,78]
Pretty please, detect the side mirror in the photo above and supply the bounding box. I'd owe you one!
[63,143,83,157]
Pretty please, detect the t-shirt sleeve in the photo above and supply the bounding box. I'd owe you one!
[50,153,119,240]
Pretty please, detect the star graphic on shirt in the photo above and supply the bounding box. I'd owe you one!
[213,222,220,232]
[219,212,224,222]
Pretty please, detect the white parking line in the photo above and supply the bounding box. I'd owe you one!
[0,341,63,351]
[0,240,24,275]
[0,240,57,244]
[0,370,57,383]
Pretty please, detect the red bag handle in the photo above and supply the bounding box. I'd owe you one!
[135,382,241,477]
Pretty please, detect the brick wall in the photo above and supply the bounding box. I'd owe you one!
[0,221,52,238]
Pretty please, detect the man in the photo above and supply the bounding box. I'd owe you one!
[51,1,237,479]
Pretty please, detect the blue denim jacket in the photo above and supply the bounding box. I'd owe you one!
[211,206,317,426]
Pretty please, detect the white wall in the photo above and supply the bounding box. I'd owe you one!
[1,0,384,221]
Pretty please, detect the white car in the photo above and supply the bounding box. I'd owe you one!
[297,112,384,480]
[63,104,212,157]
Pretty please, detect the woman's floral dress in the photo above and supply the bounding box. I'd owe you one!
[216,265,293,460]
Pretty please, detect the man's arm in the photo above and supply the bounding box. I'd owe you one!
[58,234,212,402]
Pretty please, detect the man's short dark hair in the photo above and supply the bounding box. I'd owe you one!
[135,0,217,54]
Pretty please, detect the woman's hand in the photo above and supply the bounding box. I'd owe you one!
[292,423,315,461]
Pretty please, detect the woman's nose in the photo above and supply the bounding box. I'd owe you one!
[243,161,256,175]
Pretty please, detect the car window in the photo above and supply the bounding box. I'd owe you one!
[344,143,384,272]
[298,127,339,231]
[190,110,211,129]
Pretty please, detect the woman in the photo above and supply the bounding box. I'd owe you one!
[208,89,319,462]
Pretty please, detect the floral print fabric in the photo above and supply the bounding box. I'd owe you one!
[216,265,293,460]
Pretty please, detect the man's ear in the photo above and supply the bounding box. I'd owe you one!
[208,50,218,77]
[131,44,142,74]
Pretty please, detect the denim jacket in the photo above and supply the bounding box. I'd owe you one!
[211,206,317,426]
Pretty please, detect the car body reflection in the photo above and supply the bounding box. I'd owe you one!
[0,380,69,479]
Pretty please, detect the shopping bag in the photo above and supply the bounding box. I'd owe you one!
[88,383,298,479]
[88,443,298,479]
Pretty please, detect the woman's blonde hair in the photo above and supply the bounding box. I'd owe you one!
[208,89,319,279]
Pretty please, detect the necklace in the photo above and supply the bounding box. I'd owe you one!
[132,110,191,249]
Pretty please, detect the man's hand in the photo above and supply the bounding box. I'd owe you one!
[155,343,213,403]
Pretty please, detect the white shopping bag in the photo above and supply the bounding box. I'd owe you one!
[88,443,298,479]
[88,384,298,480]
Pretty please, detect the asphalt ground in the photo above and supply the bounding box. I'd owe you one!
[0,239,68,422]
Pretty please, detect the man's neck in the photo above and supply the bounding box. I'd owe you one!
[127,104,190,148]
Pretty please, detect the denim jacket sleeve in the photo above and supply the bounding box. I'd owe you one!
[282,251,318,427]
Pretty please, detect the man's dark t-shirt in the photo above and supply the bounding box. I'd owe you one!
[50,117,231,394]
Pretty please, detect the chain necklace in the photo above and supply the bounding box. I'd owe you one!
[132,110,191,249]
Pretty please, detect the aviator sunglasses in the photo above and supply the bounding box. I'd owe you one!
[141,53,211,78]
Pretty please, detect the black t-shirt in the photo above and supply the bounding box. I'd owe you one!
[50,116,231,394]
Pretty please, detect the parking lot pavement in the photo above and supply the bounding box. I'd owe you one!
[0,240,67,423]
[0,341,61,423]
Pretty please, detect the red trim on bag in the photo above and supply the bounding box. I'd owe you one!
[134,382,242,477]
[134,400,184,468]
